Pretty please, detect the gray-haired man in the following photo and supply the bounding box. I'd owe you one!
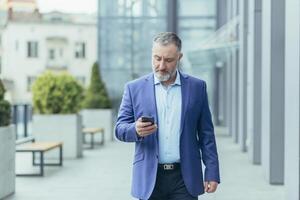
[115,32,220,200]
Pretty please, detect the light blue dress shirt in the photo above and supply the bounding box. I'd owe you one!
[154,71,182,164]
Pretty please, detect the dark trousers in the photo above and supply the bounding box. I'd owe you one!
[144,164,197,200]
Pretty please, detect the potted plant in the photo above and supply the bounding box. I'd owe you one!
[80,62,113,143]
[0,78,15,199]
[32,72,84,159]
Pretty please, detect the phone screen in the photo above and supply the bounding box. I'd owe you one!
[141,116,154,125]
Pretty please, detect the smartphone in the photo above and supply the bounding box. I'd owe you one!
[141,116,154,125]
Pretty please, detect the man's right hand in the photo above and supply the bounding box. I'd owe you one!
[135,117,157,137]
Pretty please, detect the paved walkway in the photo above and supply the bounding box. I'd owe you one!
[6,127,285,200]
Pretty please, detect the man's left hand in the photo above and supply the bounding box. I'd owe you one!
[204,181,218,193]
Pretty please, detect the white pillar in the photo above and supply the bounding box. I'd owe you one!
[247,0,262,164]
[231,0,239,143]
[238,0,248,152]
[261,0,285,184]
[284,0,299,199]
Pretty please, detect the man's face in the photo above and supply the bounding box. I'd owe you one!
[152,43,182,82]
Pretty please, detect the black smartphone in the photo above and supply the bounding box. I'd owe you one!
[141,116,154,125]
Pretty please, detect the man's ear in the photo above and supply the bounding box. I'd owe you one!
[178,53,183,60]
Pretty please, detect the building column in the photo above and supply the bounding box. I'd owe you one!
[226,57,233,135]
[226,0,234,137]
[167,0,178,33]
[230,0,239,143]
[285,0,299,198]
[238,0,248,152]
[261,0,285,184]
[216,0,228,126]
[247,0,262,164]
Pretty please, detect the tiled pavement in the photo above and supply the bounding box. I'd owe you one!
[5,127,285,200]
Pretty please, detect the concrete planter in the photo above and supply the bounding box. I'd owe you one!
[33,114,83,159]
[80,109,113,143]
[0,125,15,199]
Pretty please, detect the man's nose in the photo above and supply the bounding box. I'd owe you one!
[158,59,166,70]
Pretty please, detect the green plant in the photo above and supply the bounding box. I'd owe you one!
[83,62,112,109]
[0,78,5,99]
[32,72,84,114]
[0,78,11,126]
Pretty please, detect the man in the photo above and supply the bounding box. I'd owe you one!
[115,32,220,200]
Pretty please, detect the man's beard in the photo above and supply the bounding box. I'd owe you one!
[155,70,173,82]
[153,62,178,82]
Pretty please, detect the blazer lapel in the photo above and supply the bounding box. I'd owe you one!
[144,74,159,155]
[179,72,190,134]
[144,74,158,124]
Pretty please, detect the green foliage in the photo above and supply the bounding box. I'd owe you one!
[0,100,11,126]
[0,78,11,126]
[32,72,84,114]
[83,62,112,109]
[0,78,5,100]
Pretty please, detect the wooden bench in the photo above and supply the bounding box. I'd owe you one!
[16,140,63,176]
[15,136,35,145]
[82,127,104,149]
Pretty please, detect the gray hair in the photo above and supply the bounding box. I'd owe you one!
[152,32,182,52]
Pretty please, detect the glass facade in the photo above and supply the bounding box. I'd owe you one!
[98,0,217,110]
[178,0,217,105]
[98,0,167,107]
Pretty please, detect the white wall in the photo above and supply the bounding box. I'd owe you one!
[0,126,15,199]
[1,21,97,103]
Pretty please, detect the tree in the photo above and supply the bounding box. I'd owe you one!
[83,62,112,109]
[0,78,11,126]
[32,72,84,114]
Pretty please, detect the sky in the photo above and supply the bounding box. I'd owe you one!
[37,0,97,14]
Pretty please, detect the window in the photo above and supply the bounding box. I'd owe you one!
[48,49,55,60]
[75,42,86,59]
[27,76,37,91]
[27,41,38,58]
[51,17,63,22]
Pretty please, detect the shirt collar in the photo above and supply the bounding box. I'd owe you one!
[154,70,181,86]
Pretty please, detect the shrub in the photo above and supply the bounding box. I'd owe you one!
[0,78,11,126]
[83,62,111,109]
[0,78,5,100]
[32,72,84,114]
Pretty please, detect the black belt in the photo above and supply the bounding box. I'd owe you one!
[158,163,180,171]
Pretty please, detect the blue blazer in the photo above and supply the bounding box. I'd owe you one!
[115,72,220,200]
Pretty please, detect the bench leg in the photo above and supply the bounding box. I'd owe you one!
[32,148,63,166]
[16,146,63,177]
[84,131,104,149]
[83,131,86,144]
[40,152,44,176]
[59,145,63,166]
[16,151,44,177]
[32,152,35,165]
[91,133,95,149]
[101,131,104,145]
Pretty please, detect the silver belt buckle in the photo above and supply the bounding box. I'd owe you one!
[163,164,174,170]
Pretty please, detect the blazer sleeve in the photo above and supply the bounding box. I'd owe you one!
[197,82,220,183]
[115,83,141,142]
